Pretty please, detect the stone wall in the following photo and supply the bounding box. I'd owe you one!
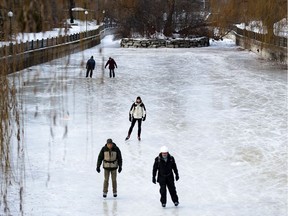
[120,37,210,48]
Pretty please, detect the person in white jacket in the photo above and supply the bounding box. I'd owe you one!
[125,96,146,141]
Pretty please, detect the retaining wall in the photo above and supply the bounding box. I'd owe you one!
[234,28,287,63]
[120,37,210,48]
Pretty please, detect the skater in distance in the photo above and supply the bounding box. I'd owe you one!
[105,57,117,78]
[152,146,179,207]
[125,96,146,141]
[96,138,122,198]
[86,56,96,78]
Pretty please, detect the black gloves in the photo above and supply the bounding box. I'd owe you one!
[142,115,146,121]
[175,175,179,181]
[152,177,156,184]
[96,167,100,173]
[97,167,122,173]
[129,115,132,122]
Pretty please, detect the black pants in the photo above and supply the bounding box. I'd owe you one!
[86,69,93,77]
[128,118,142,137]
[109,69,115,78]
[159,178,179,204]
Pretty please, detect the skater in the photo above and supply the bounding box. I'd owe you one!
[105,57,117,78]
[152,146,179,207]
[125,96,146,141]
[86,56,96,78]
[96,138,122,198]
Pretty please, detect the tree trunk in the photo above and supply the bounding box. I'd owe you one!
[69,0,75,23]
[163,0,175,37]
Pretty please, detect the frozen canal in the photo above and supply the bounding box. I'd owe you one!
[8,36,287,216]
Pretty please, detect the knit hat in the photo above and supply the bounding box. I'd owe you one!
[160,146,169,153]
[106,138,113,144]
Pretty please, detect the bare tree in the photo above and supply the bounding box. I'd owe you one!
[112,0,208,38]
[209,0,287,41]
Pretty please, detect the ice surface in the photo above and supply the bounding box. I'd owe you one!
[6,36,287,216]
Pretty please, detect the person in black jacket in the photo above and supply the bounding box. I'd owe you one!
[152,146,179,207]
[96,138,122,198]
[105,57,117,78]
[86,56,96,78]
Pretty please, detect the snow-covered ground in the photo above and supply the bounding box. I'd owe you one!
[7,36,287,216]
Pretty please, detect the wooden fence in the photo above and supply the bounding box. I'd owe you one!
[0,26,104,74]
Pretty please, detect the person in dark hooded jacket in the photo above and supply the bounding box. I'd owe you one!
[105,57,117,78]
[152,146,179,207]
[96,138,122,198]
[86,56,96,78]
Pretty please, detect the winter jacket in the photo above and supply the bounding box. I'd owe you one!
[105,58,117,69]
[152,153,179,184]
[86,58,96,70]
[97,143,122,170]
[129,102,146,119]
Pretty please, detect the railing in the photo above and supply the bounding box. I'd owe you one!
[0,25,106,74]
[234,26,287,63]
[0,28,103,57]
[234,27,287,48]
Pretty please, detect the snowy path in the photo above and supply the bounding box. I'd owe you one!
[9,36,287,216]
